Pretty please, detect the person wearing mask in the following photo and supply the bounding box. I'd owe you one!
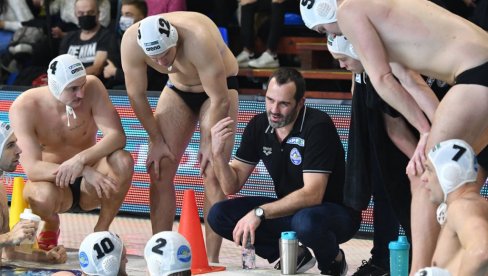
[59,0,112,79]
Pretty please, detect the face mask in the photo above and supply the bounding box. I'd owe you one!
[119,16,134,32]
[78,15,97,30]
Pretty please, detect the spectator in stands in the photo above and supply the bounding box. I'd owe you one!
[208,68,361,276]
[59,0,113,79]
[0,0,33,33]
[50,0,111,39]
[415,139,488,276]
[9,54,133,252]
[211,0,238,29]
[103,0,147,89]
[0,121,68,264]
[121,13,239,263]
[327,35,417,276]
[146,0,186,16]
[301,0,488,272]
[235,0,289,68]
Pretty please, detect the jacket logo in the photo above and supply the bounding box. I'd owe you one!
[263,146,272,156]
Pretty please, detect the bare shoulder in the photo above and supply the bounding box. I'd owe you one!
[10,87,48,114]
[338,0,386,19]
[120,23,146,65]
[84,75,109,100]
[448,195,488,229]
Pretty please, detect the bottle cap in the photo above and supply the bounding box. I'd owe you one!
[19,208,41,222]
[281,231,297,240]
[389,235,410,250]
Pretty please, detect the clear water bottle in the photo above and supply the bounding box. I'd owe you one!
[242,239,256,269]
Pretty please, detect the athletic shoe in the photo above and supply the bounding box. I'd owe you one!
[236,50,254,67]
[352,258,389,276]
[274,245,316,273]
[248,51,279,68]
[321,249,348,276]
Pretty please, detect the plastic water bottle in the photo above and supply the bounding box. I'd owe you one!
[242,239,256,269]
[389,235,410,276]
[15,208,41,254]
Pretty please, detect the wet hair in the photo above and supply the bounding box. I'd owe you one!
[268,68,306,102]
[121,0,148,17]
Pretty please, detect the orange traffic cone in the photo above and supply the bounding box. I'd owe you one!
[178,189,226,274]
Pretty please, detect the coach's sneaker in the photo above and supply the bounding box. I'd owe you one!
[248,51,279,68]
[321,249,348,276]
[274,245,316,273]
[236,50,254,67]
[352,258,389,276]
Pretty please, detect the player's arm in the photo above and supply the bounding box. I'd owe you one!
[75,76,126,166]
[9,93,59,181]
[121,27,162,143]
[390,63,439,122]
[337,5,430,135]
[190,30,230,138]
[4,246,67,264]
[383,114,417,158]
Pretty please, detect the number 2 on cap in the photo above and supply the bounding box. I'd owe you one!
[152,238,167,255]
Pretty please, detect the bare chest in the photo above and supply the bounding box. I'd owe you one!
[432,227,461,268]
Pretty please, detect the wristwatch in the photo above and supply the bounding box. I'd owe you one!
[254,207,265,221]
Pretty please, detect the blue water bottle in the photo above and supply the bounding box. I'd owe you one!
[389,236,410,276]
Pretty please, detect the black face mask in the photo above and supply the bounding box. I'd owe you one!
[78,15,97,30]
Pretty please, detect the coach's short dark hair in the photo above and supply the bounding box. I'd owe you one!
[268,68,305,102]
[121,0,148,17]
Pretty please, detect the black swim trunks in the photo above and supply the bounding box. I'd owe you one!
[455,61,488,87]
[477,145,488,172]
[166,76,239,112]
[68,177,84,213]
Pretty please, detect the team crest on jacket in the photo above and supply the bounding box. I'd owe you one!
[290,148,302,165]
[263,146,272,156]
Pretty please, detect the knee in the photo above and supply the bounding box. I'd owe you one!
[23,182,55,214]
[108,150,134,178]
[291,214,316,240]
[207,202,225,230]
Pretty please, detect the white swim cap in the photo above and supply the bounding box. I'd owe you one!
[300,0,337,30]
[327,34,358,59]
[415,266,452,276]
[79,231,124,276]
[428,139,478,202]
[47,54,86,100]
[137,15,178,56]
[0,121,13,159]
[144,231,192,276]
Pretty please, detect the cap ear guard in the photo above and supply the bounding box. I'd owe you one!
[100,255,120,276]
[300,0,338,30]
[327,34,358,59]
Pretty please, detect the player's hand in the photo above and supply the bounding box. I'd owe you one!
[407,132,429,176]
[211,117,234,157]
[232,210,261,247]
[82,166,117,199]
[55,155,84,188]
[103,60,117,79]
[46,245,68,264]
[147,138,175,179]
[9,220,37,245]
[198,148,212,177]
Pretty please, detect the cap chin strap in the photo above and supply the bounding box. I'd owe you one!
[66,106,77,127]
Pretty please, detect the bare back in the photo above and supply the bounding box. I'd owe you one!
[339,0,488,83]
[432,194,488,274]
[122,11,238,92]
